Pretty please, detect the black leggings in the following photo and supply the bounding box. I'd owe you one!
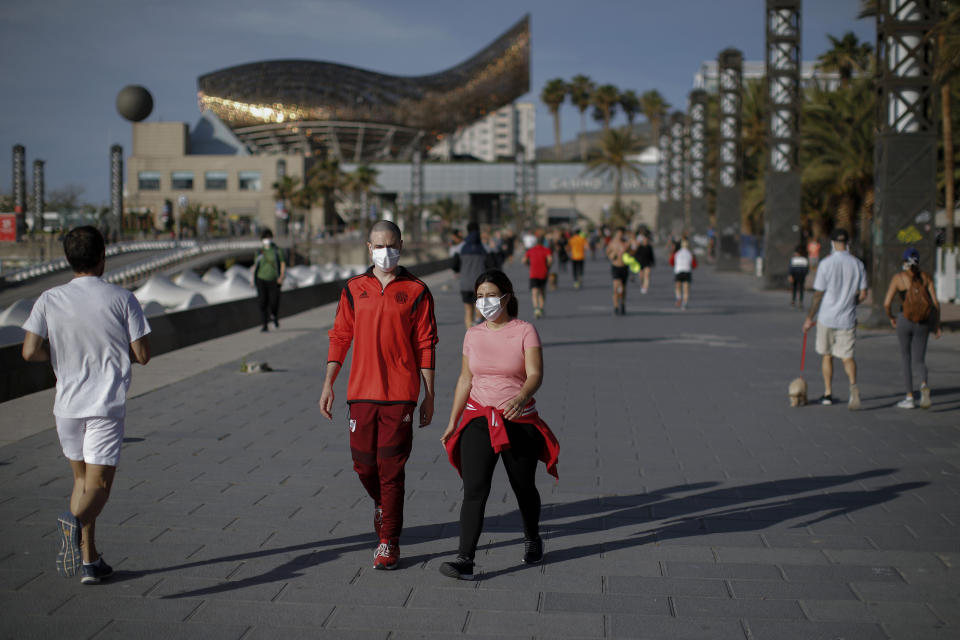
[790,269,807,303]
[256,279,280,326]
[457,417,544,559]
[572,260,584,281]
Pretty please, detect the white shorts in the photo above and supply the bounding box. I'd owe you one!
[55,417,125,466]
[815,323,856,360]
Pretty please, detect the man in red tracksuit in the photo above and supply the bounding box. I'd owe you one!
[319,220,438,570]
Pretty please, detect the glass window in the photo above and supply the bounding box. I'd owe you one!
[138,171,161,190]
[171,171,194,190]
[205,171,228,190]
[238,171,261,191]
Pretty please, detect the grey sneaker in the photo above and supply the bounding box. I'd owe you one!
[919,385,931,409]
[848,385,861,411]
[56,512,82,577]
[896,396,915,409]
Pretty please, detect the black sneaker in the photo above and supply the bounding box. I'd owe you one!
[80,557,113,584]
[819,395,834,406]
[439,556,475,580]
[522,536,544,564]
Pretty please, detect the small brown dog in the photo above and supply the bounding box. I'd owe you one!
[789,377,808,407]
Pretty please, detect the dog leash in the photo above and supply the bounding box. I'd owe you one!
[801,331,807,372]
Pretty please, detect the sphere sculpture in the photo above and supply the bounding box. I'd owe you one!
[116,85,153,122]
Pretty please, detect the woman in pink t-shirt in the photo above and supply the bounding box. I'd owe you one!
[439,270,559,580]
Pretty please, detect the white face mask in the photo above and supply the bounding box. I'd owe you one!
[476,294,506,320]
[371,247,400,271]
[262,239,271,248]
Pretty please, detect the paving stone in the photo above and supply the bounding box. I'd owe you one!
[606,575,729,597]
[673,596,805,619]
[729,579,857,600]
[746,619,887,640]
[663,561,783,580]
[608,614,747,639]
[466,610,604,638]
[326,605,466,633]
[779,564,904,583]
[541,591,670,615]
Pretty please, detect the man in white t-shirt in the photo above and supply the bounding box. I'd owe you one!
[22,226,151,584]
[802,228,868,409]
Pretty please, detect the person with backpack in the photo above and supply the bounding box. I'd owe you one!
[882,247,941,409]
[251,228,286,332]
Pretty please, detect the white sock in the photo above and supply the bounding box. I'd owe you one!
[83,557,102,567]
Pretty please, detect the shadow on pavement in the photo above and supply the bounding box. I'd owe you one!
[140,469,920,594]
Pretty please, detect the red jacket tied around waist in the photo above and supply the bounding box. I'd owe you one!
[444,398,559,480]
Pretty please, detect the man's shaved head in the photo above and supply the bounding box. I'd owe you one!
[369,220,401,241]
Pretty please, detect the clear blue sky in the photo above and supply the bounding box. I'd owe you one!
[0,0,873,204]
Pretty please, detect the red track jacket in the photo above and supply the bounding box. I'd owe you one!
[327,267,438,404]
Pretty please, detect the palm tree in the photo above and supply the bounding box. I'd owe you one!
[345,164,380,225]
[568,75,595,161]
[306,156,347,232]
[431,196,465,230]
[801,77,875,246]
[272,175,301,234]
[591,84,620,131]
[639,90,670,149]
[816,31,872,86]
[541,78,568,160]
[619,90,641,129]
[586,128,643,226]
[740,78,768,235]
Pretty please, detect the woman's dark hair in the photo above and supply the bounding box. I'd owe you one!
[794,244,807,257]
[474,269,519,318]
[62,226,105,272]
[260,228,274,240]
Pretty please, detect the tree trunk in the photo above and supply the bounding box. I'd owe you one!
[836,194,855,234]
[943,53,955,246]
[553,112,562,161]
[859,186,874,265]
[579,111,587,161]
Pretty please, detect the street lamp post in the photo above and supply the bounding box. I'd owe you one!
[688,90,709,240]
[763,0,803,288]
[110,145,123,241]
[669,111,686,236]
[716,48,744,271]
[870,0,938,322]
[656,118,672,238]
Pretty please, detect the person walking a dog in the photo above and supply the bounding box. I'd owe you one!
[882,247,941,409]
[22,226,152,584]
[319,220,439,570]
[802,228,868,409]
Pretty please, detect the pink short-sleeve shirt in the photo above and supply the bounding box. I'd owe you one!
[463,318,541,410]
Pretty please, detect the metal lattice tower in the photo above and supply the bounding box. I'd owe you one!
[656,122,672,236]
[870,0,938,322]
[763,0,802,288]
[688,90,709,240]
[669,111,686,235]
[111,145,124,236]
[12,145,26,238]
[716,48,743,270]
[32,160,44,232]
[411,149,423,240]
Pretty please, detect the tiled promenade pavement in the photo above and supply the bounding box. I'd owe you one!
[2,256,959,639]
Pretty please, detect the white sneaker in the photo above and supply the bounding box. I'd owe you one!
[848,385,861,410]
[919,385,931,409]
[896,396,915,409]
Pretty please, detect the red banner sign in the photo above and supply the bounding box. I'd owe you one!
[0,214,17,242]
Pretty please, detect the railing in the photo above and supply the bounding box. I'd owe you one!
[1,239,260,286]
